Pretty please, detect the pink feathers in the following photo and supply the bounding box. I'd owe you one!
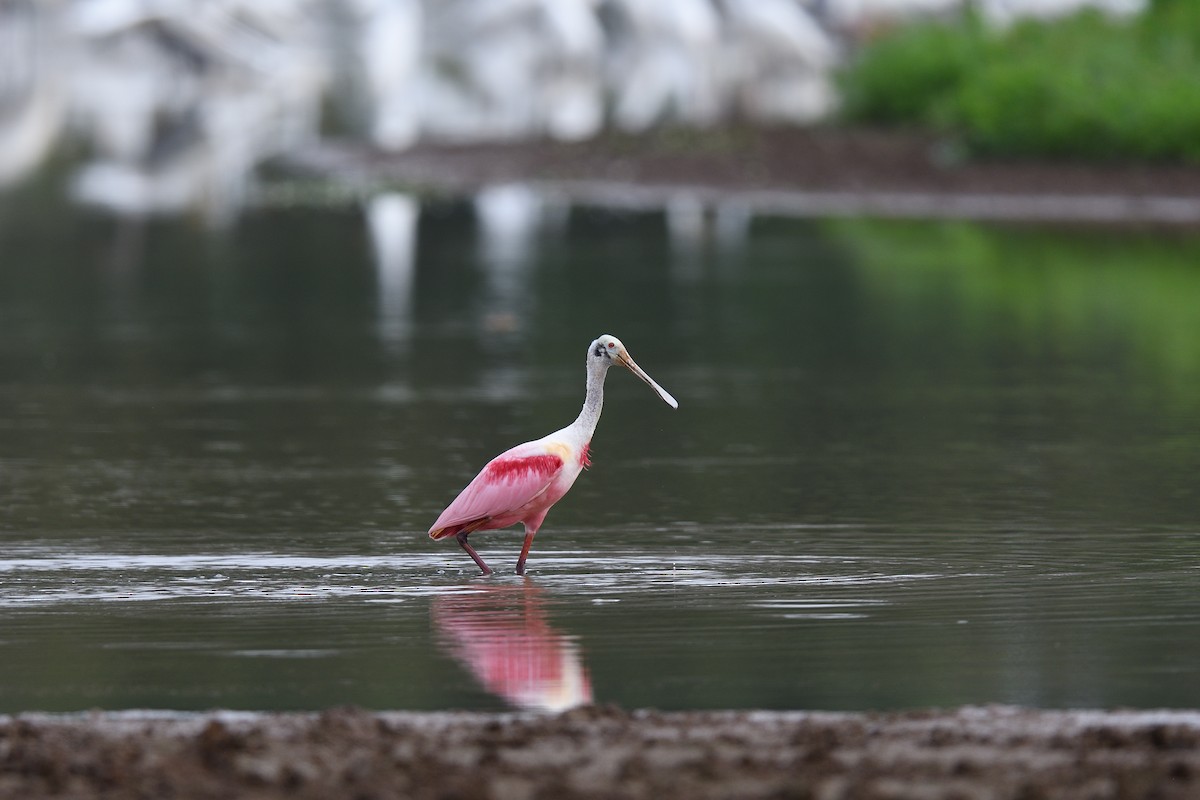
[428,450,566,541]
[486,455,563,482]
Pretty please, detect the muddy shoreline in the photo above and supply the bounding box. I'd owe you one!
[285,127,1200,225]
[4,705,1198,799]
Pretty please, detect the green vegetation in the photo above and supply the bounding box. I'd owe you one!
[838,0,1200,162]
[827,218,1200,398]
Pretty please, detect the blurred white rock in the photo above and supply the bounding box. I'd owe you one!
[356,0,423,149]
[607,0,724,131]
[720,0,839,122]
[0,0,67,185]
[0,0,1155,217]
[60,0,327,220]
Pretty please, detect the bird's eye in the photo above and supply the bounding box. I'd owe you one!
[607,342,616,349]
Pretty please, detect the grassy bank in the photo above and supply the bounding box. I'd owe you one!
[838,0,1200,162]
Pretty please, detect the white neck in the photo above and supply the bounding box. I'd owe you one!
[571,359,610,439]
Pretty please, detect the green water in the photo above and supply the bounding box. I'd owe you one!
[2,173,1199,713]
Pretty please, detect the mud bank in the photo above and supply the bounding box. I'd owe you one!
[285,128,1200,225]
[3,705,1198,799]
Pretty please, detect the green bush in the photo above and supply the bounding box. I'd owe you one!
[837,19,977,126]
[838,1,1200,162]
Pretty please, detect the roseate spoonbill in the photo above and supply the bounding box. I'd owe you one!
[429,334,677,575]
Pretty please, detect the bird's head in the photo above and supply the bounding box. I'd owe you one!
[588,334,678,409]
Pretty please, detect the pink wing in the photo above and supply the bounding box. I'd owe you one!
[429,442,565,540]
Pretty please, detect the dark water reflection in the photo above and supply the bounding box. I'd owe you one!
[1,174,1199,712]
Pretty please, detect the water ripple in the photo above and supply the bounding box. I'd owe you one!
[0,549,949,609]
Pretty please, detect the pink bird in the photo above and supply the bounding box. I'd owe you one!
[429,334,678,575]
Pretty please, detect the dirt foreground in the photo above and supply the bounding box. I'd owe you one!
[3,705,1199,799]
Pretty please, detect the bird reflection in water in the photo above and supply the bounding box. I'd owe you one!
[431,582,593,712]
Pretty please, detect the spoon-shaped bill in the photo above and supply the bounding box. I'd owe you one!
[617,351,679,409]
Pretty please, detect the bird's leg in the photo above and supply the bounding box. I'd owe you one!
[515,527,537,576]
[456,530,492,576]
[515,514,548,575]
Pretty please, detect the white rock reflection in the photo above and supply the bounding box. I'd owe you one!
[475,182,557,336]
[666,193,707,246]
[713,198,753,253]
[666,193,754,272]
[432,583,593,712]
[666,192,707,283]
[475,183,549,274]
[366,192,421,346]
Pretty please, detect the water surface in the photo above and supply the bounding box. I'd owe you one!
[2,176,1199,712]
